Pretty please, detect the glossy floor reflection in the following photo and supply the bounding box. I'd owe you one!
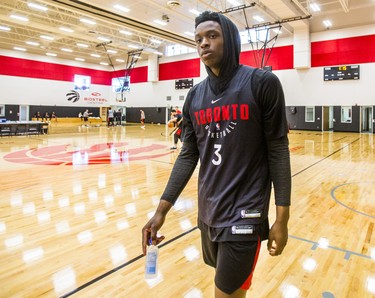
[0,125,374,297]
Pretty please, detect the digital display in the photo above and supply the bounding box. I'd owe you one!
[324,65,360,81]
[175,79,194,90]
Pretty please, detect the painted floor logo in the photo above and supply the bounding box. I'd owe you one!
[3,142,172,165]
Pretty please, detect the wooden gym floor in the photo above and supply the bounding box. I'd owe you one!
[0,122,374,298]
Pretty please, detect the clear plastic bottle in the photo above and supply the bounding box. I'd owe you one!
[145,239,159,279]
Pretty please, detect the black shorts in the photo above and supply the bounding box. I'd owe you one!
[200,226,261,294]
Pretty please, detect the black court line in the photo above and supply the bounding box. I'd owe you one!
[291,137,360,178]
[60,226,198,298]
[60,137,361,297]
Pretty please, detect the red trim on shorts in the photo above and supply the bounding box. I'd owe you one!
[240,237,261,290]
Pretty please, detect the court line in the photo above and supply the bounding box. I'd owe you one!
[60,137,362,297]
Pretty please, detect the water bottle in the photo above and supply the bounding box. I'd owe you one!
[145,239,159,279]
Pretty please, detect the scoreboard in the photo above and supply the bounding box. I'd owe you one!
[324,65,360,81]
[175,79,194,89]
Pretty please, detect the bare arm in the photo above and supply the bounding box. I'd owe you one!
[267,205,289,256]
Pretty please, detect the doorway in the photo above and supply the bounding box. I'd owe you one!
[19,105,29,121]
[322,106,334,131]
[360,106,373,133]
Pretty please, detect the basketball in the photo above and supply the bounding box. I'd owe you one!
[168,122,174,128]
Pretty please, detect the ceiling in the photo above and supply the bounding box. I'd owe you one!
[0,0,374,68]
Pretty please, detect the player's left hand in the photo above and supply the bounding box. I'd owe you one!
[267,221,288,256]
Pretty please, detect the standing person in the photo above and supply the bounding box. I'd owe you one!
[82,109,91,127]
[168,109,183,150]
[175,106,182,114]
[140,109,145,128]
[107,107,114,127]
[142,11,291,298]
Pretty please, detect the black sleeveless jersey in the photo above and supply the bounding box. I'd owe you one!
[182,65,288,228]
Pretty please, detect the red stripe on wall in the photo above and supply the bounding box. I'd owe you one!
[312,34,375,67]
[111,66,148,83]
[240,45,294,70]
[159,58,201,81]
[0,55,112,85]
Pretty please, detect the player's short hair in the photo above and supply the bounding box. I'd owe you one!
[171,109,176,113]
[195,11,220,28]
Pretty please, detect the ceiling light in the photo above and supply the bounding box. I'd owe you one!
[310,3,320,12]
[75,58,85,61]
[154,20,167,26]
[25,41,40,46]
[107,49,117,54]
[253,15,264,22]
[61,48,73,52]
[28,3,48,11]
[46,53,57,57]
[150,39,162,44]
[59,27,74,33]
[10,14,29,22]
[227,0,240,6]
[91,54,100,58]
[77,43,89,48]
[98,36,110,42]
[189,9,200,16]
[100,62,109,65]
[116,59,125,63]
[114,5,130,12]
[40,35,54,40]
[0,25,11,31]
[14,47,26,51]
[119,30,132,35]
[272,28,282,34]
[323,20,332,28]
[80,18,96,25]
[184,31,194,37]
[128,44,139,49]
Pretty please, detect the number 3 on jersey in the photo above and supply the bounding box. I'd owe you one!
[212,144,222,166]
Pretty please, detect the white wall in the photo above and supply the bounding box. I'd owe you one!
[1,24,374,109]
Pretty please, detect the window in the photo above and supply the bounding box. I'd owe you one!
[0,105,4,117]
[305,106,315,122]
[74,74,91,91]
[341,106,352,123]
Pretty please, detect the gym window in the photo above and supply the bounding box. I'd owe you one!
[305,106,315,122]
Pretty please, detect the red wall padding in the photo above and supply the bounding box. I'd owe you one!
[159,58,201,81]
[240,45,294,70]
[311,34,375,67]
[0,55,111,85]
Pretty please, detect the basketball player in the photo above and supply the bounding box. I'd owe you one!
[142,11,291,298]
[168,109,183,150]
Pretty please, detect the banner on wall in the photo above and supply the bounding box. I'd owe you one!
[66,90,109,105]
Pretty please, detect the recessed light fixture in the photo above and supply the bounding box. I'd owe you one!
[323,20,332,27]
[14,47,26,51]
[150,39,162,44]
[107,49,117,54]
[40,35,54,40]
[154,20,167,26]
[116,59,125,63]
[253,15,264,22]
[46,53,57,57]
[189,9,200,16]
[119,30,132,35]
[10,14,29,22]
[28,3,48,11]
[75,58,85,61]
[310,3,320,12]
[97,37,111,42]
[114,4,130,13]
[26,41,40,46]
[77,43,89,48]
[0,25,11,31]
[61,48,73,52]
[100,62,109,65]
[91,54,100,58]
[59,27,74,33]
[80,18,96,25]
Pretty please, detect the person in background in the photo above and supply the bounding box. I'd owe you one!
[140,110,145,128]
[142,11,291,298]
[107,107,114,127]
[168,109,183,150]
[175,106,182,114]
[82,109,91,127]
